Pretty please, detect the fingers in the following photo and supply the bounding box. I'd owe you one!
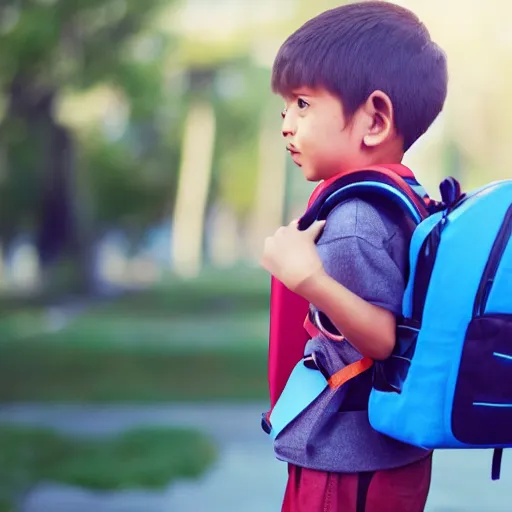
[306,219,326,239]
[274,218,324,239]
[260,235,275,270]
[275,219,298,237]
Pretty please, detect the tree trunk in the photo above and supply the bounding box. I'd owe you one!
[5,76,96,294]
[171,100,216,277]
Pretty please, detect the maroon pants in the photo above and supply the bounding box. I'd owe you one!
[282,454,432,512]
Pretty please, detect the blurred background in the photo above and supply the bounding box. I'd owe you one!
[0,0,511,511]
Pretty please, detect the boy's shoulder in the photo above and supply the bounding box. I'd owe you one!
[319,196,414,249]
[314,197,413,318]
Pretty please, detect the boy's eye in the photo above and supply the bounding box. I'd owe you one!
[281,107,287,119]
[297,98,309,109]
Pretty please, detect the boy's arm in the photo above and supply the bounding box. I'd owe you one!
[260,218,396,361]
[297,269,396,360]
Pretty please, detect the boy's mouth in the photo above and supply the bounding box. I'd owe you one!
[286,144,300,155]
[286,144,302,166]
[289,154,302,167]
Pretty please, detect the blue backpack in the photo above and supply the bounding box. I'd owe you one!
[369,175,512,480]
[264,168,512,480]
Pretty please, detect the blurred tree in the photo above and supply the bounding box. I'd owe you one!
[0,0,173,292]
[212,59,287,261]
[169,0,300,275]
[171,67,217,276]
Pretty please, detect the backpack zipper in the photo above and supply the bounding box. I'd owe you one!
[473,204,512,317]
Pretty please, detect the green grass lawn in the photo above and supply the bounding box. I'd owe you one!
[95,268,271,317]
[0,341,268,402]
[0,425,216,510]
[0,268,272,402]
[0,266,271,317]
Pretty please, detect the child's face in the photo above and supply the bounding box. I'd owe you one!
[281,87,366,182]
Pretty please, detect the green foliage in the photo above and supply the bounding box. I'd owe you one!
[81,135,173,234]
[0,0,170,89]
[0,0,282,258]
[0,0,176,245]
[212,61,273,216]
[0,425,216,505]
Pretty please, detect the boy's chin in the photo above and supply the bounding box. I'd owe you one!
[301,166,322,182]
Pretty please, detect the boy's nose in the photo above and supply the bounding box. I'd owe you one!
[282,127,296,138]
[281,112,296,138]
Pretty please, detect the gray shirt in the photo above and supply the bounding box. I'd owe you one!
[273,197,430,472]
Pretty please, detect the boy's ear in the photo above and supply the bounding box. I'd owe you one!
[361,90,395,148]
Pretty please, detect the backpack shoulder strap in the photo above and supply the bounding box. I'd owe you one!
[299,168,429,231]
[298,167,430,344]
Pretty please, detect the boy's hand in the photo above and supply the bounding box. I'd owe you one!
[260,219,326,293]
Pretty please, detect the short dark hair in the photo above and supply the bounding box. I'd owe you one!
[271,1,448,151]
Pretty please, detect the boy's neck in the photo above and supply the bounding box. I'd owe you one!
[326,146,405,181]
[361,143,405,170]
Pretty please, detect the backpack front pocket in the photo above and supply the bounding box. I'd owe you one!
[452,314,512,445]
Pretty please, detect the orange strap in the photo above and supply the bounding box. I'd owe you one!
[328,357,374,389]
[304,315,374,389]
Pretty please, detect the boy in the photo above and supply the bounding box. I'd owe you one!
[260,2,448,511]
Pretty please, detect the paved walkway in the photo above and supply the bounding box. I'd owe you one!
[1,403,511,511]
